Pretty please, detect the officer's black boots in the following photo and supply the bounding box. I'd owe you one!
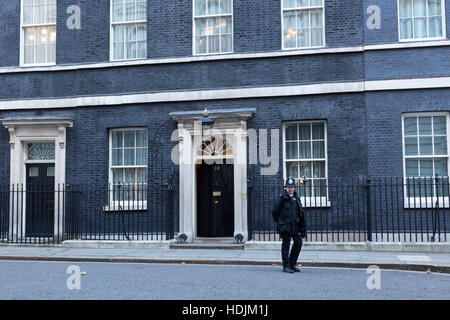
[290,265,301,272]
[283,266,295,273]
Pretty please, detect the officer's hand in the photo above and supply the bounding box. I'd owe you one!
[301,232,307,240]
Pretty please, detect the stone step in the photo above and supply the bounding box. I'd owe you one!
[192,237,236,243]
[170,242,244,250]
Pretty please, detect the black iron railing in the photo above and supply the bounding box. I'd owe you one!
[1,176,449,245]
[0,182,178,244]
[247,176,450,243]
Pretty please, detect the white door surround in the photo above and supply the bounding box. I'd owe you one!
[170,108,256,242]
[1,117,73,240]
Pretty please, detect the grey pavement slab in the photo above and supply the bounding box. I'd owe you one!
[0,245,449,273]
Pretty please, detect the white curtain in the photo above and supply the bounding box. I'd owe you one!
[220,0,232,14]
[400,0,442,39]
[137,0,147,20]
[113,23,146,60]
[113,0,147,22]
[287,162,299,179]
[312,162,325,178]
[112,1,147,60]
[284,7,323,48]
[22,0,56,64]
[111,130,148,201]
[113,0,124,22]
[310,9,323,47]
[194,0,232,54]
[209,0,220,15]
[113,25,125,59]
[299,142,311,159]
[283,11,296,48]
[23,25,56,64]
[286,142,298,159]
[429,0,443,38]
[414,0,428,38]
[399,0,414,39]
[112,168,147,201]
[195,16,232,54]
[195,0,206,16]
[312,141,324,159]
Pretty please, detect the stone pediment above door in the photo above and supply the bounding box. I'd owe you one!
[169,107,256,132]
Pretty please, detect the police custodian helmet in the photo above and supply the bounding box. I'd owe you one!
[285,177,296,187]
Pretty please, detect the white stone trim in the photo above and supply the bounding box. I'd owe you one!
[365,77,450,91]
[364,39,450,50]
[0,46,363,74]
[174,113,253,242]
[1,119,73,240]
[2,39,450,74]
[3,77,450,111]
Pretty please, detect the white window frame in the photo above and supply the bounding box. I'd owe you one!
[192,0,234,56]
[107,127,148,211]
[281,0,326,51]
[402,112,450,208]
[397,0,447,42]
[109,0,147,62]
[20,0,57,67]
[282,120,330,207]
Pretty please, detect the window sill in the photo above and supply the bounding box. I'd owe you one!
[404,198,449,209]
[193,51,234,57]
[109,57,148,63]
[103,204,147,212]
[281,45,326,51]
[398,37,447,43]
[300,198,332,208]
[21,62,56,68]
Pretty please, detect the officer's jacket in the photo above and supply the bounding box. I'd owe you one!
[271,190,306,234]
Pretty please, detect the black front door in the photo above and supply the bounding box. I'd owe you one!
[197,163,234,237]
[25,164,55,237]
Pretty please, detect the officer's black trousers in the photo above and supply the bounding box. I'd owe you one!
[280,232,303,268]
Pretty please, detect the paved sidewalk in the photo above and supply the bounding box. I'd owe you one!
[0,245,449,273]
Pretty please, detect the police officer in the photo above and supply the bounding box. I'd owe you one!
[271,177,307,273]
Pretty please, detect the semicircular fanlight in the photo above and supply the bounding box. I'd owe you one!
[197,136,233,157]
[27,143,55,161]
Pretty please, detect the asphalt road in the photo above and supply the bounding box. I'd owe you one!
[0,260,449,300]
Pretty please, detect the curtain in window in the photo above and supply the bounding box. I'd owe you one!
[285,121,327,197]
[429,0,443,37]
[113,0,147,22]
[414,0,428,38]
[23,0,56,64]
[399,0,443,40]
[194,0,233,54]
[282,0,324,49]
[112,0,147,60]
[111,129,148,202]
[24,25,56,65]
[404,115,449,197]
[113,23,147,60]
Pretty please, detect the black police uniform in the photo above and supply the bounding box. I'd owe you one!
[271,178,307,272]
